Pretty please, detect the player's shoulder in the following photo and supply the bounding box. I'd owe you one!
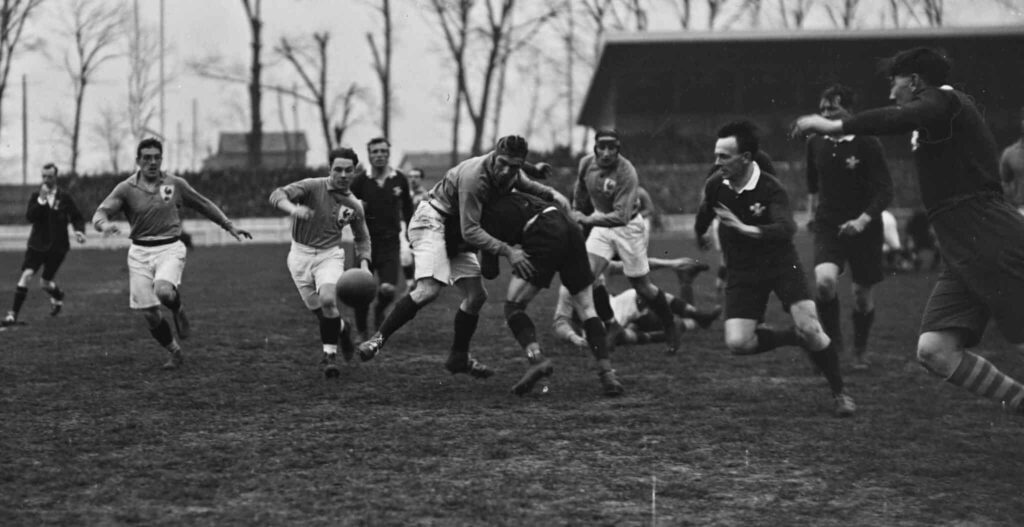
[757,172,788,193]
[617,156,638,177]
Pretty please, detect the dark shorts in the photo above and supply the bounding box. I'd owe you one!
[370,238,400,286]
[520,209,594,295]
[922,197,1024,345]
[22,248,68,281]
[724,262,812,320]
[813,219,883,286]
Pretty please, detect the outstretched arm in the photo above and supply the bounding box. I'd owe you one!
[180,179,251,241]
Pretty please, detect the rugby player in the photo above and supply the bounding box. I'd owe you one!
[696,121,855,417]
[349,137,413,341]
[479,192,623,397]
[270,147,371,378]
[574,130,680,354]
[357,135,570,379]
[805,84,894,370]
[793,47,1024,415]
[92,138,252,369]
[3,163,86,327]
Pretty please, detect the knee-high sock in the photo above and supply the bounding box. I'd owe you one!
[816,296,842,351]
[806,342,845,395]
[43,284,64,301]
[852,309,874,351]
[648,290,676,335]
[354,303,370,333]
[583,317,610,360]
[149,318,176,348]
[947,351,1024,411]
[451,309,479,356]
[592,285,615,323]
[377,295,423,341]
[506,311,537,349]
[373,288,395,330]
[11,286,28,315]
[754,325,801,354]
[319,315,341,352]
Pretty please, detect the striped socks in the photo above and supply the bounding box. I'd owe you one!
[946,352,1024,412]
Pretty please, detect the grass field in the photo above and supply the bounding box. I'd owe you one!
[1,233,1023,526]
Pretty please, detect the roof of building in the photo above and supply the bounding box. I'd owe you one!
[217,132,309,154]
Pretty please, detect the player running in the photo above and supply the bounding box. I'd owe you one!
[92,138,252,369]
[805,84,894,370]
[793,47,1024,416]
[696,120,855,418]
[349,137,413,342]
[270,147,372,378]
[3,163,87,327]
[357,135,569,379]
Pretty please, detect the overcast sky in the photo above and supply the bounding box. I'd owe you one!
[2,0,1021,184]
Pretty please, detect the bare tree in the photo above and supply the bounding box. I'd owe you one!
[919,0,943,26]
[277,33,333,152]
[824,0,859,28]
[91,105,128,172]
[0,0,43,151]
[367,0,393,138]
[332,83,367,148]
[240,0,263,167]
[429,0,471,166]
[51,0,127,175]
[777,0,814,28]
[126,0,172,144]
[664,0,692,28]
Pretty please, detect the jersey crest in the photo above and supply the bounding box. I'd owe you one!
[749,202,765,217]
[337,205,356,226]
[845,156,861,170]
[160,184,175,202]
[601,178,617,194]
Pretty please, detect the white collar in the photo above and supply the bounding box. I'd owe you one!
[828,134,856,143]
[724,162,761,194]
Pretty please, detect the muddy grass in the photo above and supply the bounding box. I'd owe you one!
[1,234,1022,526]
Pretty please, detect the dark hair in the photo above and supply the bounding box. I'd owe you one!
[409,168,425,179]
[880,47,951,86]
[366,137,390,150]
[42,162,59,176]
[495,135,528,158]
[136,137,163,158]
[716,120,760,157]
[328,147,359,167]
[821,84,856,109]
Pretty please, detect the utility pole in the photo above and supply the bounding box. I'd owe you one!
[22,74,27,185]
[566,0,574,154]
[159,0,165,141]
[192,99,198,171]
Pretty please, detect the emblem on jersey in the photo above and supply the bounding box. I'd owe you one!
[337,205,356,226]
[910,130,920,151]
[845,156,860,170]
[601,178,617,194]
[160,184,174,202]
[749,202,765,217]
[392,186,402,197]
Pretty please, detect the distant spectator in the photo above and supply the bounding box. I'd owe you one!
[999,106,1024,208]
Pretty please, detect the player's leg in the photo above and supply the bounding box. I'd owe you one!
[850,282,876,369]
[661,291,721,329]
[445,270,491,378]
[570,285,624,396]
[506,277,554,395]
[584,227,617,330]
[847,222,885,370]
[359,204,448,361]
[313,246,353,370]
[372,241,401,334]
[39,249,68,317]
[724,279,798,355]
[617,216,679,354]
[128,245,182,369]
[5,249,45,325]
[813,224,845,361]
[151,241,189,340]
[790,299,853,416]
[552,286,587,347]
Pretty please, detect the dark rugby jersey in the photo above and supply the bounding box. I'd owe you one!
[350,168,413,241]
[806,135,893,226]
[695,165,800,281]
[479,192,552,245]
[843,86,1002,213]
[25,189,86,252]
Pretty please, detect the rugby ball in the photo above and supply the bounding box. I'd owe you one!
[336,268,377,307]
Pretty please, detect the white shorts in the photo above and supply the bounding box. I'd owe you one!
[399,222,413,268]
[610,288,644,327]
[407,201,480,285]
[586,214,650,277]
[127,241,187,309]
[287,241,346,310]
[881,210,902,252]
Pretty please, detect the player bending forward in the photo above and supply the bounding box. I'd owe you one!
[696,121,855,418]
[270,147,372,378]
[92,138,251,369]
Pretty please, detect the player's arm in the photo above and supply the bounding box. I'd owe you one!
[804,139,818,224]
[64,194,87,243]
[92,183,125,235]
[580,167,638,228]
[398,172,415,223]
[269,180,314,220]
[512,172,570,211]
[572,157,592,213]
[458,182,535,278]
[693,178,718,248]
[636,187,654,219]
[861,138,894,220]
[26,193,47,223]
[757,185,798,241]
[180,179,251,241]
[348,204,373,270]
[1000,152,1018,202]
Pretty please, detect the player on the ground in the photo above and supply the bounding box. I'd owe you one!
[479,191,623,396]
[349,137,413,341]
[400,168,429,289]
[999,107,1024,209]
[270,147,371,378]
[696,120,855,418]
[2,163,86,327]
[357,135,570,378]
[805,84,894,370]
[793,47,1024,416]
[574,130,680,354]
[92,138,252,369]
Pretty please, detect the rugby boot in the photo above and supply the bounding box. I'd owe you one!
[664,322,682,356]
[833,392,856,418]
[49,289,64,317]
[357,333,384,362]
[323,353,340,379]
[851,347,871,371]
[339,320,356,362]
[511,358,554,396]
[598,368,624,397]
[444,352,495,379]
[1,311,15,327]
[173,306,191,340]
[162,348,184,370]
